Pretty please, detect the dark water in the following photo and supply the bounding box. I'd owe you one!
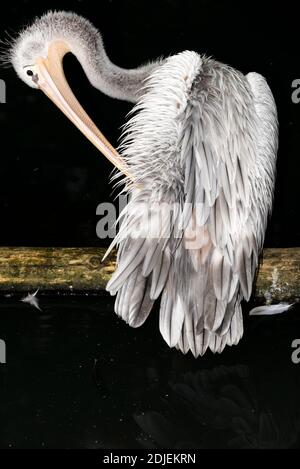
[0,296,300,449]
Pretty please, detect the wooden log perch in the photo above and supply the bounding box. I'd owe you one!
[0,247,298,302]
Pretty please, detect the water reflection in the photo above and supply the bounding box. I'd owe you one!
[134,364,300,449]
[0,297,299,448]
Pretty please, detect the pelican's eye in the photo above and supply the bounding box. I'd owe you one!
[23,65,40,86]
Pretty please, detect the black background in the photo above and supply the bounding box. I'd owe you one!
[1,2,300,451]
[0,0,299,247]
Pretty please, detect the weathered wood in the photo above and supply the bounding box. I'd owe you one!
[254,248,300,303]
[0,247,298,302]
[0,247,114,293]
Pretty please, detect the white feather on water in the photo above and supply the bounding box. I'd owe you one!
[249,303,293,316]
[20,289,42,311]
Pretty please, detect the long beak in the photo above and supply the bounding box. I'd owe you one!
[35,41,131,179]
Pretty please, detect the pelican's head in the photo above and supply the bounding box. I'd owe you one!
[11,11,97,87]
[9,10,129,176]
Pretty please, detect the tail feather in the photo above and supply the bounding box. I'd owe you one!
[174,307,244,358]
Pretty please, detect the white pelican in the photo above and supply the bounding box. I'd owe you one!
[10,11,278,357]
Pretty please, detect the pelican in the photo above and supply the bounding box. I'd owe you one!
[9,11,279,357]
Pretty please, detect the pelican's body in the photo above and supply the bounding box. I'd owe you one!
[10,11,278,357]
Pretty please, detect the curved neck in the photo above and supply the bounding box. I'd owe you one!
[68,34,160,103]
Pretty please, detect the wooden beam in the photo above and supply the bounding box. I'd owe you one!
[0,247,298,302]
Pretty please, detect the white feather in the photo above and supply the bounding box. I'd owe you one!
[249,303,293,316]
[21,289,42,311]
